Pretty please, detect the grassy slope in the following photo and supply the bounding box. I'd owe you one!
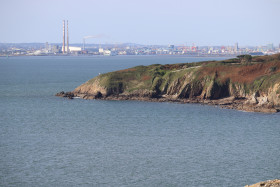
[84,54,280,99]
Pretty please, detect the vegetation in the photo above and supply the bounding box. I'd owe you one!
[237,54,252,64]
[83,53,280,99]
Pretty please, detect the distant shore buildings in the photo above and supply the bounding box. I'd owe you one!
[0,20,279,57]
[1,42,279,57]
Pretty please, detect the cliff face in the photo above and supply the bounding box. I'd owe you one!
[62,54,280,113]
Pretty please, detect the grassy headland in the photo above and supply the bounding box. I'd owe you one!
[57,54,280,113]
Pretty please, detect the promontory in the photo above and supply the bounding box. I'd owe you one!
[56,54,280,113]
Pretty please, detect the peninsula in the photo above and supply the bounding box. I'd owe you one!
[57,54,280,113]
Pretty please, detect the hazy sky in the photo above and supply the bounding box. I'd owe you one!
[0,0,279,46]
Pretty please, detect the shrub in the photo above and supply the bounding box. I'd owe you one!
[237,54,252,64]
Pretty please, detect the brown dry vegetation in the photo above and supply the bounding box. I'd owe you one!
[141,75,152,81]
[198,55,280,84]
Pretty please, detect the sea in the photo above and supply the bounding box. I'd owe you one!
[0,56,279,187]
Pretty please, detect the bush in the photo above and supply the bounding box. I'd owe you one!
[237,54,252,64]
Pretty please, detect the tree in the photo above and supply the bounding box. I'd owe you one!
[237,55,245,63]
[244,55,252,63]
[237,54,252,64]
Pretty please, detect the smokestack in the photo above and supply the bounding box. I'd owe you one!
[63,20,65,54]
[67,20,69,54]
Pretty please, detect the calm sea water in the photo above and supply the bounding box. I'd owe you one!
[0,56,279,187]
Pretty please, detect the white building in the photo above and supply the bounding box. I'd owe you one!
[99,48,104,53]
[61,46,82,53]
[103,50,117,56]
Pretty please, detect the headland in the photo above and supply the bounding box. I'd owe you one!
[57,54,280,113]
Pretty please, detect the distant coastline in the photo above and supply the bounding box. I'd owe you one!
[1,42,278,57]
[0,54,239,57]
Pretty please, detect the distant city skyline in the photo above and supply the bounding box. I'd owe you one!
[0,0,279,46]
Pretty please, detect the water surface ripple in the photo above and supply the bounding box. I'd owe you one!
[0,56,279,186]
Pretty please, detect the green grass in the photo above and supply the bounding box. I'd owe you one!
[85,54,280,97]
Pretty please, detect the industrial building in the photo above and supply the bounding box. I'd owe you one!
[61,20,82,54]
[62,20,70,54]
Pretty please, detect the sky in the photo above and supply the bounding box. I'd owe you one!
[0,0,279,46]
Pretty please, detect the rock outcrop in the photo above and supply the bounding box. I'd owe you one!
[245,179,280,187]
[55,91,74,99]
[57,54,280,113]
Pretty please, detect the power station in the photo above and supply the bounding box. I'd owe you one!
[62,20,101,53]
[67,20,69,53]
[62,20,69,54]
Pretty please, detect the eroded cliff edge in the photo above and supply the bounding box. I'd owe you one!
[57,54,280,113]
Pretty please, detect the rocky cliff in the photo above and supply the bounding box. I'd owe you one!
[57,54,280,113]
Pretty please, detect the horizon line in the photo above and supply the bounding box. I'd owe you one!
[0,42,278,47]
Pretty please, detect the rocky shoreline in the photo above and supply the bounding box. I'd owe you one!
[56,91,279,113]
[245,179,280,187]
